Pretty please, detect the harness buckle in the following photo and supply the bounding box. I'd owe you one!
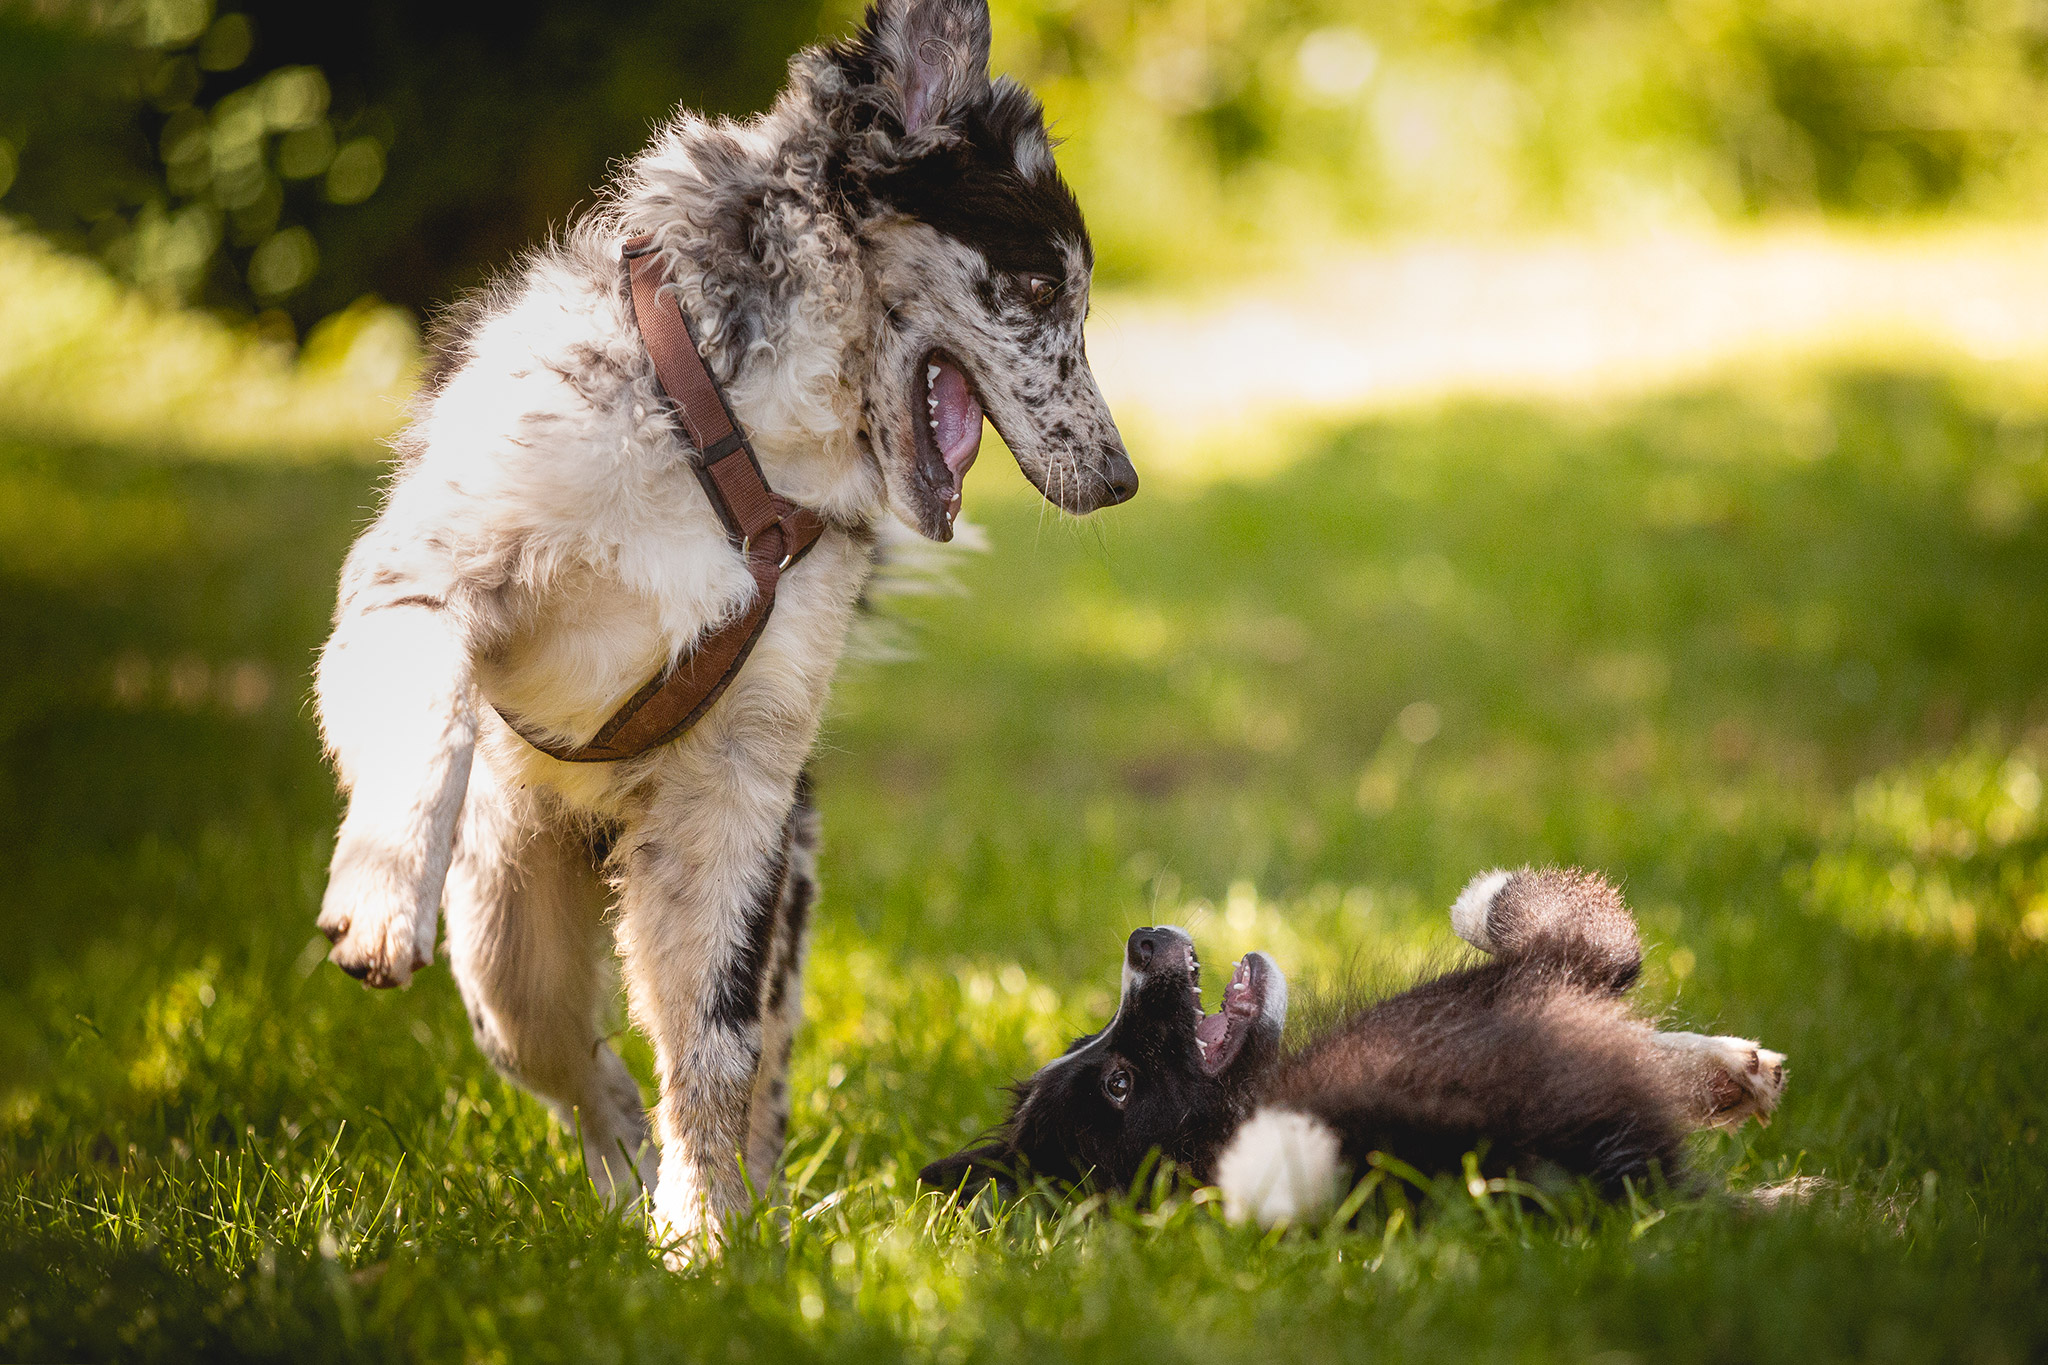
[740,521,797,571]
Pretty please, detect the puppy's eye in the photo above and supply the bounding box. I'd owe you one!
[1103,1068,1132,1107]
[1022,274,1058,307]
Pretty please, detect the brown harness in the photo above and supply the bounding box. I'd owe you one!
[495,235,830,764]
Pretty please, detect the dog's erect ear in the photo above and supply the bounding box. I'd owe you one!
[864,0,993,133]
[919,1141,1019,1201]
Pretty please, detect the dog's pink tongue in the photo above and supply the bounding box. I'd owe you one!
[932,359,983,479]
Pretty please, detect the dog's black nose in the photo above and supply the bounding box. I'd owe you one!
[1100,446,1138,505]
[1128,929,1164,972]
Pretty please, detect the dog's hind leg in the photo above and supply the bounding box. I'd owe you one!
[443,754,653,1204]
[745,776,819,1191]
[1449,866,1642,991]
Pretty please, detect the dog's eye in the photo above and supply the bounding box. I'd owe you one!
[1022,274,1058,307]
[1103,1068,1132,1107]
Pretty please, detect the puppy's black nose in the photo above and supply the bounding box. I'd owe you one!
[1128,929,1163,972]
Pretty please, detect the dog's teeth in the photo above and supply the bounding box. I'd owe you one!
[926,362,940,388]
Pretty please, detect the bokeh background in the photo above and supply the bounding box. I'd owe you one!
[4,1,2048,1360]
[9,0,2048,316]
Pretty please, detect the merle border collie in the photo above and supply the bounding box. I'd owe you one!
[311,0,1133,1262]
[922,868,1787,1225]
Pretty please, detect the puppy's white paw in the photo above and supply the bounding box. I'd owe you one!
[318,842,434,989]
[1216,1108,1345,1228]
[1657,1031,1787,1130]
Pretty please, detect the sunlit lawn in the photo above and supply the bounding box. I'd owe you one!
[4,357,2047,1361]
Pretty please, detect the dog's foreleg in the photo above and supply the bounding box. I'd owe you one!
[616,772,797,1265]
[315,568,479,989]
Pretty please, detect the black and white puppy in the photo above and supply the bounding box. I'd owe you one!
[922,868,1788,1224]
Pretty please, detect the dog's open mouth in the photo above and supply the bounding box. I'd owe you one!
[1192,954,1270,1076]
[916,350,984,522]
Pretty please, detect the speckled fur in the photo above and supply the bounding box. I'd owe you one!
[312,0,1130,1263]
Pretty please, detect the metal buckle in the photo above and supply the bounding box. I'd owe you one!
[740,524,796,571]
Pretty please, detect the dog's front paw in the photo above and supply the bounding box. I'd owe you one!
[318,841,434,989]
[650,1193,729,1272]
[1658,1031,1787,1130]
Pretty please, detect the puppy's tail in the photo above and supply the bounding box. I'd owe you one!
[1449,866,1641,993]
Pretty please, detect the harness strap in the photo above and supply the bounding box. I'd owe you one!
[495,234,829,764]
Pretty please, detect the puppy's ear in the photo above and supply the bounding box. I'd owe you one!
[919,1141,1019,1201]
[863,0,993,133]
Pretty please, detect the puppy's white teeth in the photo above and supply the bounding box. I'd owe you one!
[926,362,940,388]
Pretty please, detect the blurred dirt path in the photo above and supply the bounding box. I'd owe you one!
[1086,227,2048,475]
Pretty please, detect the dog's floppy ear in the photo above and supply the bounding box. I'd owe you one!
[919,1141,1020,1201]
[864,0,993,133]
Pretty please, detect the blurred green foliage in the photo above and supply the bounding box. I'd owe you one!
[0,0,826,327]
[982,0,2048,280]
[4,0,2047,321]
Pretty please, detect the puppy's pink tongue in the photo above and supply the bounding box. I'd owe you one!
[931,359,983,479]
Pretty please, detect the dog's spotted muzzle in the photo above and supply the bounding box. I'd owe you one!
[1021,438,1138,517]
[912,349,1139,532]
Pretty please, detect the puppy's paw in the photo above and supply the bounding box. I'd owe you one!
[1703,1037,1787,1129]
[318,844,434,989]
[1657,1031,1787,1130]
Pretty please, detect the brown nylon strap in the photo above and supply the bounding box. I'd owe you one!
[626,241,734,454]
[494,236,829,764]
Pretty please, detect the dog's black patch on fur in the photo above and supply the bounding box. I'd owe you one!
[861,121,1089,277]
[766,775,818,1016]
[708,830,790,1034]
[821,19,1089,279]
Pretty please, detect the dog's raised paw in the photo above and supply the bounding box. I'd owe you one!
[323,915,430,989]
[317,847,434,989]
[1656,1031,1787,1130]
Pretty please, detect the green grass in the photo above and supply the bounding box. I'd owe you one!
[4,363,2048,1362]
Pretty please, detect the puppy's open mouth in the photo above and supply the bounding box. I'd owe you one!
[916,350,984,522]
[1192,954,1270,1076]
